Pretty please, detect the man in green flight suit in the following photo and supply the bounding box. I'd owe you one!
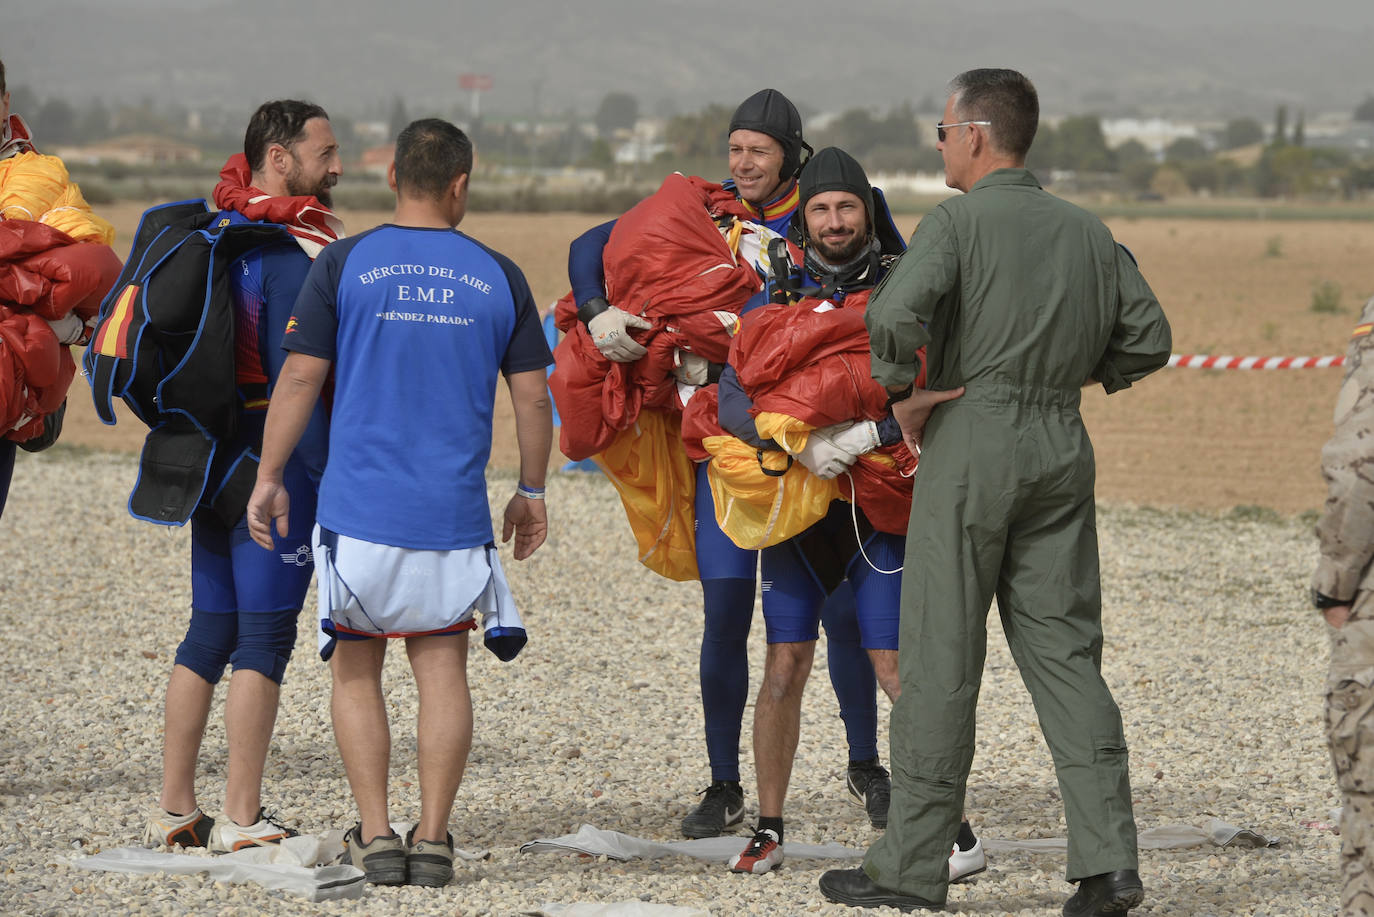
[819,69,1171,915]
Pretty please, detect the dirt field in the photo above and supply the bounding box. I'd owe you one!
[63,202,1374,517]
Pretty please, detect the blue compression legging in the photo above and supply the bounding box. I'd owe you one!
[693,462,878,781]
[0,439,14,520]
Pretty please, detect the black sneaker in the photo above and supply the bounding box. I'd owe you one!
[846,758,891,829]
[680,780,745,838]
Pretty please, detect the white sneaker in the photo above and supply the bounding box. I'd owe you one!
[950,835,987,882]
[729,828,784,874]
[208,808,299,853]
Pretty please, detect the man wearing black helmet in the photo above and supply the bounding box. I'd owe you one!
[566,91,889,842]
[568,88,811,360]
[716,148,981,880]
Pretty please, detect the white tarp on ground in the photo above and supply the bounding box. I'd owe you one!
[70,825,489,902]
[68,818,1281,906]
[518,818,1281,865]
[523,906,709,917]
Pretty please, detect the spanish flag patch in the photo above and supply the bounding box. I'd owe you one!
[1353,322,1373,339]
[92,284,139,358]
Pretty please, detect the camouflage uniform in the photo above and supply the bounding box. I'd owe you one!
[1315,295,1374,917]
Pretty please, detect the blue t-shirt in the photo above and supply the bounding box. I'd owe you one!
[285,224,552,550]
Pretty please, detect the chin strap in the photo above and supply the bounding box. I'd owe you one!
[768,235,884,303]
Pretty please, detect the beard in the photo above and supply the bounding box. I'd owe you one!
[285,159,335,208]
[812,231,866,265]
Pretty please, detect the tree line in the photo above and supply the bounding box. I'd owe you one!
[13,79,1374,202]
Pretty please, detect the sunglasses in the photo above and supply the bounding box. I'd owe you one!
[936,120,991,142]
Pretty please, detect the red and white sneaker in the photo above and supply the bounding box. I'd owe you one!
[729,828,783,874]
[950,835,987,882]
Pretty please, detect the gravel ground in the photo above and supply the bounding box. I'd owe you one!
[0,445,1341,916]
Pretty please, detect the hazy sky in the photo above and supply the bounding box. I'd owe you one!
[7,0,1374,119]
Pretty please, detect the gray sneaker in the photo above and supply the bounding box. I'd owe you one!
[341,824,406,885]
[405,826,455,887]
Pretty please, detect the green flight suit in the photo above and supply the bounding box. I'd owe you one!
[861,168,1171,903]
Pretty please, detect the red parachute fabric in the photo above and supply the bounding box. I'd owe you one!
[0,220,122,441]
[0,220,122,321]
[729,290,923,536]
[549,173,763,460]
[0,304,68,440]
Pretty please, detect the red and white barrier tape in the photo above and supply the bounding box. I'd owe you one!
[1167,354,1344,369]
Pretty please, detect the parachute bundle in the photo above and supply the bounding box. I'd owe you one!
[682,290,921,549]
[549,172,768,460]
[0,153,122,443]
[548,173,777,579]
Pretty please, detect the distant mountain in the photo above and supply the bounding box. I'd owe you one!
[7,0,1374,120]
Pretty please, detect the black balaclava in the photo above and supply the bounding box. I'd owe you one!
[773,146,883,299]
[796,146,876,239]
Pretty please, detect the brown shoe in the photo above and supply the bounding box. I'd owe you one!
[342,824,406,885]
[405,826,454,887]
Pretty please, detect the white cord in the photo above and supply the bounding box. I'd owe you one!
[842,469,903,575]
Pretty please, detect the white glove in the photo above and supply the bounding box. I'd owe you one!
[672,350,710,386]
[587,305,653,362]
[817,419,881,456]
[45,312,86,345]
[797,424,861,479]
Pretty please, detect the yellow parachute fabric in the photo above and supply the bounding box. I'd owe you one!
[594,409,699,582]
[701,411,841,550]
[0,152,115,244]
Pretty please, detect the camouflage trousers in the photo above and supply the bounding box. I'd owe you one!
[1330,598,1374,917]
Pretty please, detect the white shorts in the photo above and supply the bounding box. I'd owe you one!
[312,526,525,660]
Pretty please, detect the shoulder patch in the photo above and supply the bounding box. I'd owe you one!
[1353,322,1372,339]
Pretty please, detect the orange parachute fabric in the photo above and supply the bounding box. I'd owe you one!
[0,152,115,244]
[592,408,698,582]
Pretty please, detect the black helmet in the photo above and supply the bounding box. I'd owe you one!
[797,147,875,237]
[728,88,811,180]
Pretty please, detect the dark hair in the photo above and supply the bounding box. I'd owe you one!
[948,69,1039,159]
[243,100,329,172]
[1,57,7,96]
[393,118,473,199]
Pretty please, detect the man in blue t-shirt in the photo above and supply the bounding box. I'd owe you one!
[246,118,553,888]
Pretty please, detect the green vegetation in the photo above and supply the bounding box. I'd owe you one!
[1311,280,1344,313]
[1228,504,1284,524]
